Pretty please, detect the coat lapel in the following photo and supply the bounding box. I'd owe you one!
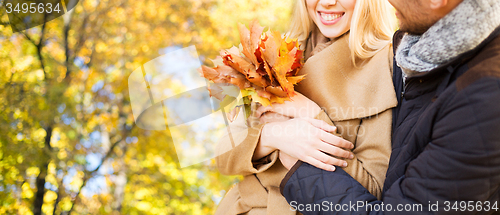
[295,33,397,121]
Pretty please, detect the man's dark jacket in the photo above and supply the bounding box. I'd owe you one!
[280,28,500,214]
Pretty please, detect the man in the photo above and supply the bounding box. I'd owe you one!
[279,0,500,214]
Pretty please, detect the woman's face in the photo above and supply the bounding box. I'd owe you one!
[306,0,356,39]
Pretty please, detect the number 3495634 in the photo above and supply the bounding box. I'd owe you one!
[5,3,62,14]
[444,201,498,212]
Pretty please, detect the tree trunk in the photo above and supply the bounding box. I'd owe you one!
[33,126,53,215]
[33,163,48,215]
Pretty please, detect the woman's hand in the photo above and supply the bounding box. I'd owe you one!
[259,112,291,124]
[255,92,322,119]
[259,117,354,172]
[279,151,298,170]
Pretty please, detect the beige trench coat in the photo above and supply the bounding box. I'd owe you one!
[214,33,397,215]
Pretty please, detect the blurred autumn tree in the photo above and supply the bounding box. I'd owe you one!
[0,0,293,214]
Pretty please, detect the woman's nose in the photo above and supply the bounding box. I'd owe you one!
[320,0,337,7]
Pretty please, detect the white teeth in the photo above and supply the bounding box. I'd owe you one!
[320,12,342,21]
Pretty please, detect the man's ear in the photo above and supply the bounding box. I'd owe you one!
[429,0,448,9]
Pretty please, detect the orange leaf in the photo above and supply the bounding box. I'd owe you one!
[200,65,219,80]
[214,65,252,89]
[207,83,225,100]
[273,52,295,96]
[262,59,275,84]
[286,38,300,51]
[226,46,240,56]
[246,67,269,87]
[256,87,272,100]
[230,77,252,90]
[238,20,264,68]
[221,50,253,76]
[215,64,240,78]
[286,74,306,85]
[261,30,281,67]
[265,85,287,98]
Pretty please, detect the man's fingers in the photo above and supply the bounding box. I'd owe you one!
[318,130,354,150]
[312,150,348,167]
[303,156,336,172]
[315,141,353,160]
[301,117,336,133]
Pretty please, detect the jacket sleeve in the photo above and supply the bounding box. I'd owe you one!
[280,78,500,214]
[215,103,278,176]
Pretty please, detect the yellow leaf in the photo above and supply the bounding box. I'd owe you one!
[251,94,271,107]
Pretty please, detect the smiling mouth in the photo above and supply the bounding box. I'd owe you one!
[319,12,344,22]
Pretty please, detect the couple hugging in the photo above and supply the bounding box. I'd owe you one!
[215,0,500,214]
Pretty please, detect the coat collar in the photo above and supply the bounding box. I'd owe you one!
[402,25,500,80]
[295,33,398,121]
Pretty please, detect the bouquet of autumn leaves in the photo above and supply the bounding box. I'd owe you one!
[200,21,305,122]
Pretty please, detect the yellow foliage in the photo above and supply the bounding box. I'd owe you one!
[0,0,293,214]
[44,190,58,202]
[134,188,151,200]
[18,205,34,215]
[22,183,34,199]
[26,167,40,176]
[136,201,153,211]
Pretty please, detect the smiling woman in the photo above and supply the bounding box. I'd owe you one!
[306,0,356,38]
[214,0,398,214]
[288,0,396,64]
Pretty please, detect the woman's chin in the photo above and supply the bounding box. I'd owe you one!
[317,28,346,39]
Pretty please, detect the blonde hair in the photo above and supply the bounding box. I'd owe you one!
[287,0,397,65]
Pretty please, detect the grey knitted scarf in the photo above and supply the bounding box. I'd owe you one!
[396,0,500,77]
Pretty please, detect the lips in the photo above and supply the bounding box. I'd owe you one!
[318,11,344,25]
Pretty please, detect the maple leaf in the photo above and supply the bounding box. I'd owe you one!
[270,95,290,104]
[261,30,281,67]
[200,65,228,84]
[273,51,295,97]
[251,93,271,107]
[264,85,287,98]
[210,56,225,67]
[221,49,253,75]
[199,65,218,80]
[286,74,306,85]
[291,49,303,74]
[262,59,275,84]
[206,82,225,100]
[256,87,273,100]
[246,67,269,87]
[216,65,252,89]
[239,20,264,68]
[287,47,303,72]
[221,51,267,87]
